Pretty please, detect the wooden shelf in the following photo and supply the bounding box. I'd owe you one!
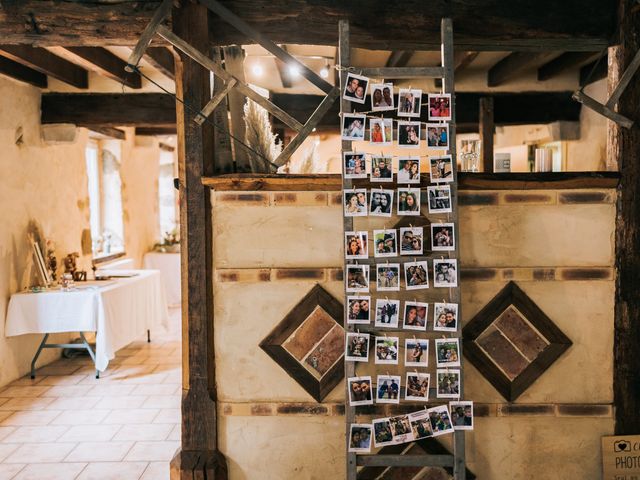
[201,172,620,192]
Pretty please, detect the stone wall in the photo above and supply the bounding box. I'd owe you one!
[212,187,614,479]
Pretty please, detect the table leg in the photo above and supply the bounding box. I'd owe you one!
[147,329,151,343]
[79,332,100,379]
[30,334,50,379]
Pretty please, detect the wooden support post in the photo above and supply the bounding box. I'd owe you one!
[611,0,640,436]
[210,48,234,175]
[479,97,494,172]
[222,46,252,172]
[170,2,227,479]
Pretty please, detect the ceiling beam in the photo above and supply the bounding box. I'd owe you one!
[89,127,126,140]
[145,47,175,80]
[136,126,177,136]
[0,1,614,51]
[487,52,556,87]
[436,51,479,87]
[273,45,293,88]
[580,57,608,86]
[0,56,47,88]
[0,45,87,88]
[386,51,413,68]
[537,51,600,81]
[63,47,141,88]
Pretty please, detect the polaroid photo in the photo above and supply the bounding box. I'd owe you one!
[397,187,421,216]
[389,414,414,444]
[347,295,371,325]
[343,72,369,104]
[345,231,368,259]
[428,404,455,436]
[428,94,452,121]
[399,227,424,256]
[369,189,394,217]
[342,113,367,140]
[346,264,370,293]
[373,229,397,258]
[397,157,420,184]
[408,409,434,439]
[404,261,429,290]
[343,152,367,179]
[433,259,457,288]
[375,336,399,365]
[373,418,395,447]
[370,155,393,182]
[397,88,422,117]
[376,263,400,292]
[348,376,374,406]
[427,185,452,214]
[375,298,400,328]
[405,373,431,402]
[345,332,370,362]
[371,83,395,111]
[429,155,454,183]
[403,301,428,331]
[431,223,455,252]
[376,374,401,404]
[426,123,450,150]
[450,401,474,430]
[435,338,461,367]
[433,302,458,332]
[369,118,392,146]
[436,369,461,399]
[349,424,373,452]
[405,338,429,367]
[397,121,421,148]
[344,189,368,217]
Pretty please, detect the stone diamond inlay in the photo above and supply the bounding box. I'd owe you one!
[463,281,572,401]
[260,284,344,402]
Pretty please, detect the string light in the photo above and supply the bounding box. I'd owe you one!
[251,63,264,77]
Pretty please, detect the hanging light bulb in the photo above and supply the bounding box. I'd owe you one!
[288,65,300,78]
[251,63,264,77]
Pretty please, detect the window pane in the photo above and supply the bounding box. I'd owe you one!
[158,150,177,237]
[101,146,125,254]
[85,144,101,254]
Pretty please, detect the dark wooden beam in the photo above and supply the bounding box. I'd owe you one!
[145,47,175,80]
[386,50,413,68]
[580,57,608,86]
[0,56,47,88]
[0,1,614,51]
[222,45,251,172]
[42,93,175,128]
[479,97,494,172]
[0,45,87,88]
[170,1,228,478]
[488,52,556,87]
[64,47,141,88]
[436,51,479,88]
[611,0,640,436]
[537,51,600,81]
[89,127,125,140]
[136,126,177,136]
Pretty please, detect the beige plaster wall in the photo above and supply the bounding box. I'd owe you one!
[212,189,615,479]
[0,76,162,387]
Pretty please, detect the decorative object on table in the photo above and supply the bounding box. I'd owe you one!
[73,271,87,282]
[153,227,180,253]
[63,252,80,275]
[45,239,57,282]
[60,273,75,291]
[31,240,52,287]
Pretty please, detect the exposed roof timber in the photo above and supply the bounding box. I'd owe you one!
[274,45,293,88]
[89,126,126,139]
[145,47,175,80]
[0,1,614,51]
[385,51,413,68]
[0,45,88,88]
[0,55,47,88]
[580,57,608,86]
[136,126,177,136]
[435,50,479,87]
[63,47,141,88]
[537,51,601,81]
[487,52,557,87]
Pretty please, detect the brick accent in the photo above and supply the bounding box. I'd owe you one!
[532,268,556,281]
[250,404,273,416]
[556,404,613,417]
[274,269,326,281]
[216,269,272,283]
[559,268,613,281]
[458,192,499,206]
[461,268,498,281]
[271,192,328,206]
[276,404,329,415]
[497,404,554,416]
[329,268,344,282]
[501,192,556,204]
[217,193,269,205]
[558,191,614,204]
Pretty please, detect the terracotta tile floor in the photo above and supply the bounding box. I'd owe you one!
[0,308,181,480]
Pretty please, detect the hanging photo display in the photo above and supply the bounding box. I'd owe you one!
[403,301,428,330]
[375,298,400,328]
[348,424,373,453]
[431,223,455,251]
[435,338,461,367]
[427,185,452,213]
[428,94,452,121]
[346,264,370,292]
[397,88,422,117]
[388,414,414,443]
[373,229,397,257]
[369,189,394,216]
[429,155,454,183]
[345,332,370,362]
[343,152,367,179]
[348,376,374,406]
[436,369,461,398]
[373,418,395,447]
[408,409,434,439]
[344,189,368,217]
[374,336,399,365]
[370,155,393,182]
[404,261,429,289]
[397,187,421,216]
[347,295,371,324]
[369,118,392,145]
[345,231,368,259]
[397,121,421,148]
[433,302,458,332]
[450,401,474,430]
[433,259,458,288]
[404,338,429,367]
[400,227,424,255]
[376,374,401,404]
[370,83,395,111]
[397,157,420,183]
[343,72,369,103]
[406,373,431,401]
[426,123,450,149]
[428,405,456,436]
[342,113,366,140]
[376,263,401,291]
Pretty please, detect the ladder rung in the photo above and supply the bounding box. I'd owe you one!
[356,454,454,468]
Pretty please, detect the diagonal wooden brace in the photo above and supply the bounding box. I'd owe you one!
[572,90,634,129]
[194,78,237,125]
[125,0,173,72]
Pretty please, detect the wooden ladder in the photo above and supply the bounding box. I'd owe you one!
[340,18,468,480]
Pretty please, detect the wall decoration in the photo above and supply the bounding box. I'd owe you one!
[431,223,455,251]
[403,301,428,330]
[259,284,344,402]
[426,123,450,149]
[397,88,423,117]
[348,424,372,452]
[370,155,393,182]
[406,372,431,401]
[429,155,454,183]
[428,94,452,121]
[450,401,474,430]
[370,83,395,111]
[405,338,429,367]
[397,157,420,183]
[462,281,572,401]
[343,72,369,104]
[348,376,373,406]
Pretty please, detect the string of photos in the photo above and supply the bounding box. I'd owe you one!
[341,71,473,454]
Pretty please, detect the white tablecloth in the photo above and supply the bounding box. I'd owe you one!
[5,270,169,371]
[143,252,181,306]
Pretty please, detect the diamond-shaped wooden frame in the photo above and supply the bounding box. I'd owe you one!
[259,284,344,402]
[462,281,572,401]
